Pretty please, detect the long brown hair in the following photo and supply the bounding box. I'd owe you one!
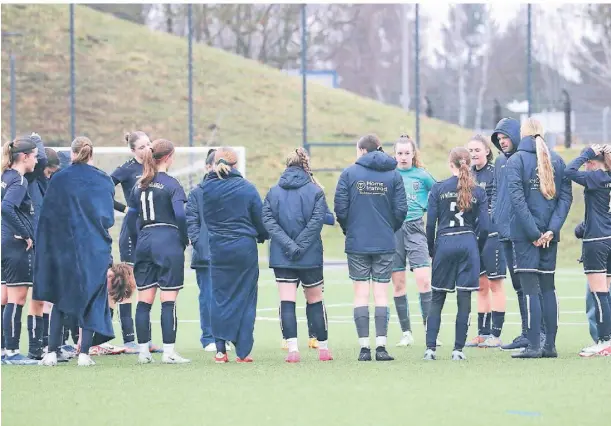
[394,134,425,168]
[521,118,556,200]
[124,131,148,150]
[2,137,37,173]
[286,147,323,188]
[214,147,238,179]
[107,263,136,303]
[469,134,494,164]
[138,139,175,189]
[450,147,476,212]
[71,136,94,164]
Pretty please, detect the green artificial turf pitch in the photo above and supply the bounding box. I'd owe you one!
[2,266,610,426]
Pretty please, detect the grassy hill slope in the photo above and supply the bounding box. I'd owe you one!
[1,4,586,264]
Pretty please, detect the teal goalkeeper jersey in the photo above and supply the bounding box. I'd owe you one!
[397,166,436,222]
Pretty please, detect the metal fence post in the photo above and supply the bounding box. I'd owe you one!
[301,4,308,153]
[414,4,420,147]
[562,89,571,148]
[70,4,76,141]
[527,4,532,117]
[187,4,194,188]
[493,99,502,127]
[10,53,16,141]
[603,106,610,143]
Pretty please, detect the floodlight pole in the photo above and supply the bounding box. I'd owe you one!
[301,4,308,152]
[70,4,76,141]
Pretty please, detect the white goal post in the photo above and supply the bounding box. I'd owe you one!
[48,146,247,193]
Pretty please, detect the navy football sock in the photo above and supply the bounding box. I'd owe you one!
[1,305,5,351]
[119,303,135,344]
[42,312,50,347]
[419,291,432,327]
[3,304,23,351]
[593,292,611,341]
[27,315,43,354]
[161,301,177,344]
[3,304,16,351]
[353,306,370,339]
[215,338,226,354]
[307,301,328,342]
[280,301,297,340]
[374,306,389,338]
[305,303,316,339]
[491,311,505,338]
[48,307,64,353]
[135,302,152,344]
[394,295,411,333]
[80,329,94,355]
[426,291,446,349]
[455,291,472,351]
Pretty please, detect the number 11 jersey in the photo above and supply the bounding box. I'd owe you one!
[129,172,186,229]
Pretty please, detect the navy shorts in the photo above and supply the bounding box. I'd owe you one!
[582,238,611,275]
[479,234,507,280]
[431,232,480,292]
[119,219,135,265]
[134,226,185,291]
[512,241,557,274]
[273,267,324,288]
[1,238,33,287]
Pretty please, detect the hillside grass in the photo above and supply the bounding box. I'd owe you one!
[1,4,586,265]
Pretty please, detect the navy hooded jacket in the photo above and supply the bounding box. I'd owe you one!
[334,151,408,254]
[505,136,573,242]
[186,176,211,269]
[490,118,521,240]
[262,166,332,269]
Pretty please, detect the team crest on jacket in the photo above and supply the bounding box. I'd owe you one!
[412,181,421,191]
[356,180,388,195]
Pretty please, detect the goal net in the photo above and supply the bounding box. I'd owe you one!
[47,146,246,263]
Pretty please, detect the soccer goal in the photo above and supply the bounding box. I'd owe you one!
[47,146,247,198]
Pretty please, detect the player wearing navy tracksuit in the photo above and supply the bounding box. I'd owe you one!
[566,146,611,356]
[1,136,40,365]
[126,139,190,364]
[491,118,538,351]
[425,147,488,361]
[505,120,572,359]
[262,148,334,363]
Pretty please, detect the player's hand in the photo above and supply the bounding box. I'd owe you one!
[533,233,544,247]
[25,238,34,251]
[541,231,554,248]
[591,144,603,155]
[602,145,611,155]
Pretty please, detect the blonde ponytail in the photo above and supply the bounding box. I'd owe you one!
[138,138,174,189]
[71,136,94,164]
[2,141,13,173]
[521,118,555,200]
